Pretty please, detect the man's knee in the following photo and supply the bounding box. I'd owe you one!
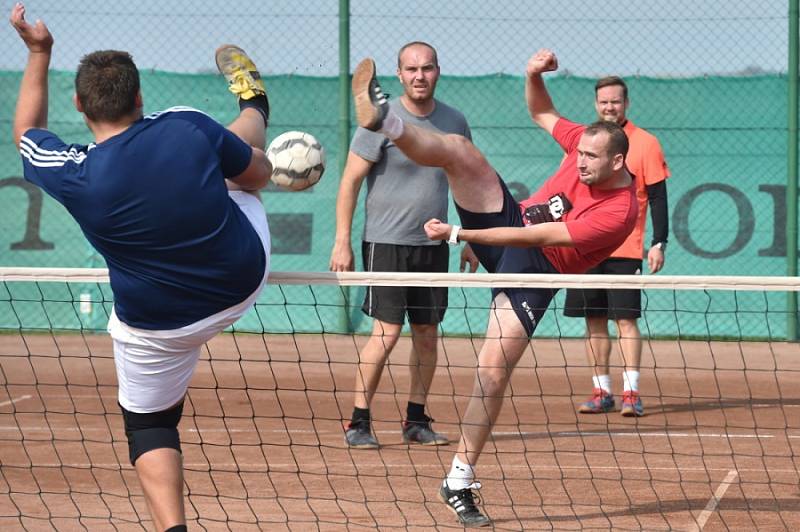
[120,401,184,466]
[586,316,610,337]
[445,133,473,152]
[615,318,641,337]
[368,320,402,351]
[475,365,511,398]
[410,323,439,354]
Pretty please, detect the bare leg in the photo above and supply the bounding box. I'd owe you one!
[615,318,642,372]
[353,319,402,409]
[455,293,529,465]
[408,323,439,405]
[352,59,500,213]
[228,107,266,150]
[393,124,504,214]
[585,316,611,376]
[135,448,185,531]
[226,108,268,193]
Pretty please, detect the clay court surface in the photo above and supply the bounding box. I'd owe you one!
[1,332,799,530]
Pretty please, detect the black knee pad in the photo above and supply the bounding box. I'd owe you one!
[120,401,184,465]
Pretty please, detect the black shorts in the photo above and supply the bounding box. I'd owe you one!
[361,241,449,325]
[455,178,559,337]
[563,258,643,319]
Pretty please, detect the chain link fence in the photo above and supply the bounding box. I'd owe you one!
[0,1,795,334]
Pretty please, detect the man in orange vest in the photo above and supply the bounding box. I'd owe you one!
[564,76,670,418]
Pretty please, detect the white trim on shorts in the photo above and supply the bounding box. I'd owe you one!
[108,191,270,412]
[366,242,376,316]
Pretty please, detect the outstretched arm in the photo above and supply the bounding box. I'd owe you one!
[10,3,53,148]
[525,49,561,135]
[425,219,573,248]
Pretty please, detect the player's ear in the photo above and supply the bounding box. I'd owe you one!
[73,93,83,113]
[135,91,143,110]
[612,153,625,171]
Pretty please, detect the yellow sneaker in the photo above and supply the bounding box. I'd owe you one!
[215,44,266,101]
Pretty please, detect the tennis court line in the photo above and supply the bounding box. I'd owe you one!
[0,424,797,441]
[0,461,782,477]
[14,392,800,407]
[526,431,772,438]
[687,469,738,531]
[0,395,32,407]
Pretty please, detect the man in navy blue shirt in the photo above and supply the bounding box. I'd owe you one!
[11,3,273,530]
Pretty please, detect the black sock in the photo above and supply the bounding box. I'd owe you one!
[406,402,426,423]
[351,407,370,425]
[165,525,187,532]
[240,95,270,127]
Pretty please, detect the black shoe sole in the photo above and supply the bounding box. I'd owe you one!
[402,436,450,446]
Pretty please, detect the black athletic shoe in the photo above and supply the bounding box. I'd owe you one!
[352,58,389,131]
[439,482,492,528]
[402,415,449,446]
[344,421,379,449]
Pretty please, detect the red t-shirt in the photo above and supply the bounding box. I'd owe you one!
[519,118,638,274]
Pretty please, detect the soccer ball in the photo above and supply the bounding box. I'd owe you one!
[266,131,326,191]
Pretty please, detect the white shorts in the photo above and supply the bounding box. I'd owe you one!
[107,191,271,413]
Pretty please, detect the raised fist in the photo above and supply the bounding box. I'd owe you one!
[526,49,558,77]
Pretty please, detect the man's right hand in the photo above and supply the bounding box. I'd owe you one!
[424,218,451,241]
[329,241,355,272]
[10,3,53,53]
[526,49,558,77]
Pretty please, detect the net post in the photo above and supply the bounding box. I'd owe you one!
[337,0,354,333]
[788,0,799,341]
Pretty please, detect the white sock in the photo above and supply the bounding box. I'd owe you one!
[623,370,640,392]
[445,455,475,490]
[379,110,404,140]
[593,374,611,394]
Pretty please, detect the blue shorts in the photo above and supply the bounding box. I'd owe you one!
[455,177,559,337]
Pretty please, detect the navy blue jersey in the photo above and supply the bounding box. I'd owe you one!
[19,107,267,330]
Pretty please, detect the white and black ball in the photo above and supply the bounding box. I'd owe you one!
[266,131,326,191]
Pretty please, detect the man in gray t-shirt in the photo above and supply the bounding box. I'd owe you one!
[330,41,477,449]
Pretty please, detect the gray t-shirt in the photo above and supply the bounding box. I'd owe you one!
[350,98,472,246]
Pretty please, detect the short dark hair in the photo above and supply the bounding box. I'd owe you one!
[584,120,629,160]
[397,41,438,69]
[75,50,140,122]
[595,75,628,100]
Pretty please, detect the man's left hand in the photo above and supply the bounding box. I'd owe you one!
[647,245,665,273]
[460,244,479,273]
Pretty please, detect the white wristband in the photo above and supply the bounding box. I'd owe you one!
[447,225,461,246]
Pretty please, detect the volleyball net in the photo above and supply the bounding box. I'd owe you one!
[0,268,798,530]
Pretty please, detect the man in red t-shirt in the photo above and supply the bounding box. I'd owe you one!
[351,49,637,527]
[564,76,670,419]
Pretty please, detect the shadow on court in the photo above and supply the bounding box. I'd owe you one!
[653,397,800,415]
[522,496,800,525]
